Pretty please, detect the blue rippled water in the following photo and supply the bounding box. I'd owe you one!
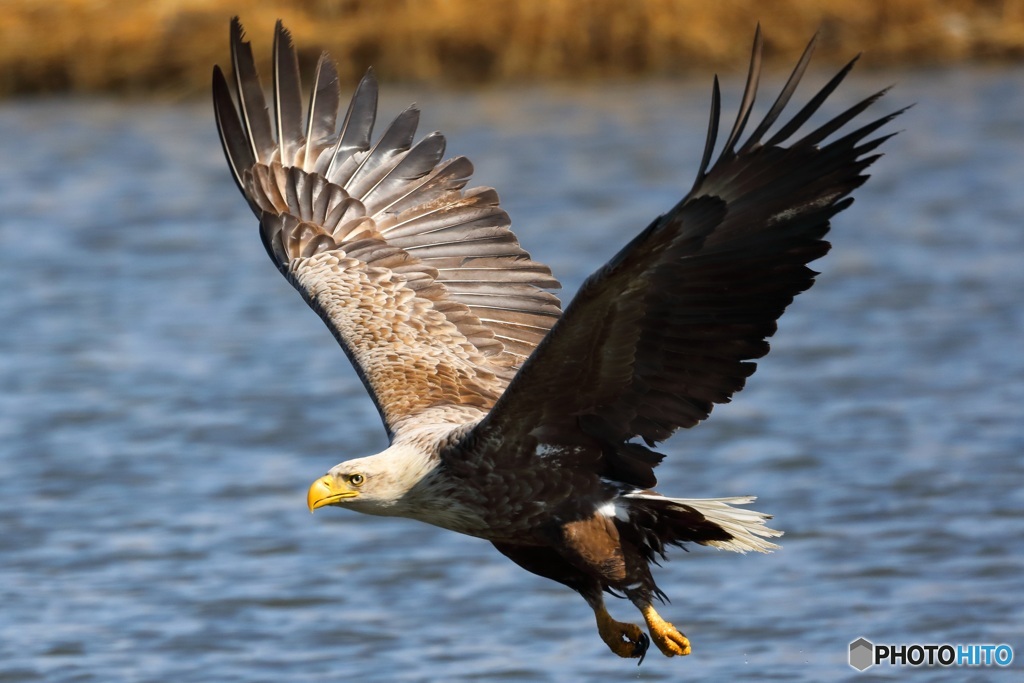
[1,65,1022,681]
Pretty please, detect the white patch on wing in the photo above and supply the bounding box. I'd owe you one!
[535,443,561,458]
[767,192,840,225]
[597,501,629,521]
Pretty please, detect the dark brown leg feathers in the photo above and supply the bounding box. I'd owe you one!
[491,541,651,661]
[492,512,692,660]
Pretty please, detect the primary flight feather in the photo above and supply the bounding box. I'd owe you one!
[213,18,901,661]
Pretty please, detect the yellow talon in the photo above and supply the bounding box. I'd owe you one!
[594,604,650,660]
[640,604,691,656]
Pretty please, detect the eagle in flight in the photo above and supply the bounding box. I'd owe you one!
[212,18,900,661]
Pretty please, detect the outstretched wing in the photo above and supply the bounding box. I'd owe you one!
[455,28,905,487]
[213,19,560,436]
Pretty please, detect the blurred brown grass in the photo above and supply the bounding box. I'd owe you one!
[2,0,1023,97]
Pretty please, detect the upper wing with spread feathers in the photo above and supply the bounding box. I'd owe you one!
[213,19,560,436]
[456,29,905,487]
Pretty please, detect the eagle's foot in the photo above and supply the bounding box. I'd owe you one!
[594,605,650,661]
[641,604,691,657]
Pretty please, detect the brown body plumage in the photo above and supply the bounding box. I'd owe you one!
[213,18,901,661]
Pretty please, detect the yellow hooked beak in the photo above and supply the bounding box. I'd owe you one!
[307,474,359,512]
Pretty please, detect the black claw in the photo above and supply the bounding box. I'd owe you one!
[634,632,650,666]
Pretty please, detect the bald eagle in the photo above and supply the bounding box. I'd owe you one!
[212,18,901,661]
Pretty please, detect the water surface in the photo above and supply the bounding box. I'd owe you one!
[1,65,1022,681]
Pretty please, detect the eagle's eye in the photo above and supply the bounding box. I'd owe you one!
[349,473,365,487]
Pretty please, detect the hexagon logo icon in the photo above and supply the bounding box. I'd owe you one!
[849,637,875,671]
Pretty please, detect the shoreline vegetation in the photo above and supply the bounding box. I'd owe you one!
[2,0,1022,98]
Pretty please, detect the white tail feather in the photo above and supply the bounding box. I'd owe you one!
[625,493,783,553]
